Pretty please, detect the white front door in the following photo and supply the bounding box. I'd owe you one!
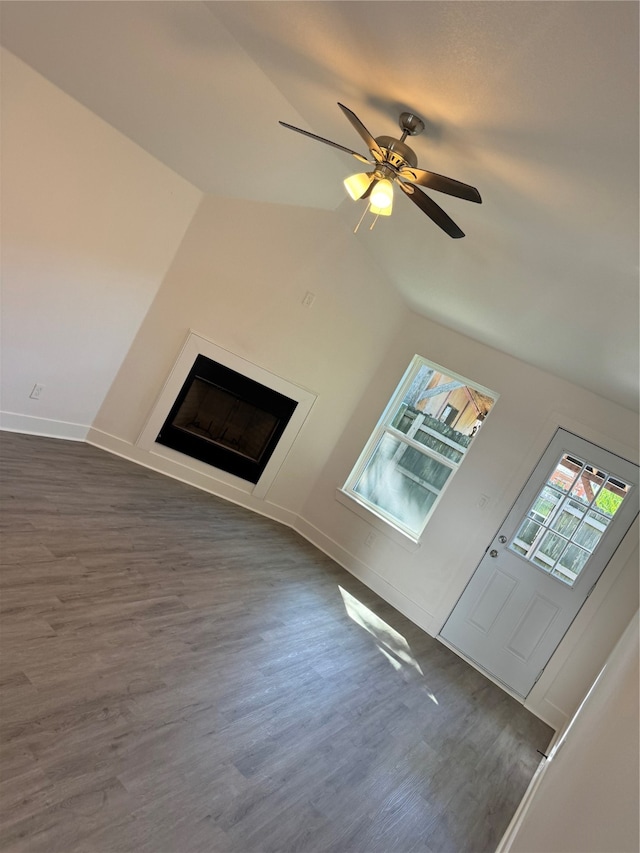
[440,429,638,697]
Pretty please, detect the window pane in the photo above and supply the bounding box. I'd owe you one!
[511,519,542,555]
[553,544,590,584]
[550,499,584,537]
[570,467,606,506]
[394,363,493,440]
[532,531,567,570]
[529,486,563,523]
[573,511,609,552]
[353,434,441,532]
[594,478,629,517]
[547,455,583,493]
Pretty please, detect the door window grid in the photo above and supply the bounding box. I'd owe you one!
[509,453,630,586]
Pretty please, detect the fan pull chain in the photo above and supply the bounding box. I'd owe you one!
[369,213,380,231]
[353,204,370,234]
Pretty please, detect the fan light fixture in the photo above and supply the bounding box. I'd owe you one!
[369,178,394,212]
[369,201,392,217]
[344,171,394,227]
[343,172,373,200]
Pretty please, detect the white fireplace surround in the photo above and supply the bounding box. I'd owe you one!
[137,331,317,499]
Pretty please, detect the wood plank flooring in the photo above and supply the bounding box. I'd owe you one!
[0,432,552,852]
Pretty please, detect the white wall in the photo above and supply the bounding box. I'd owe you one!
[501,611,639,853]
[0,49,202,439]
[89,192,408,516]
[297,309,639,727]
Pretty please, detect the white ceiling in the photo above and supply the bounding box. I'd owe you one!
[2,1,638,411]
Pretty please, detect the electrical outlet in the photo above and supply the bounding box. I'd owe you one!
[29,383,44,400]
[302,291,316,307]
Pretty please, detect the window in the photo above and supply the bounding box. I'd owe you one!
[509,452,632,586]
[342,355,498,540]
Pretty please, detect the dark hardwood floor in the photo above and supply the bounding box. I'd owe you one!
[0,431,552,852]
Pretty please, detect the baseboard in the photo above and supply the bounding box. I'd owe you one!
[524,696,568,732]
[294,516,439,637]
[85,427,298,529]
[494,757,549,853]
[0,411,88,441]
[493,713,565,852]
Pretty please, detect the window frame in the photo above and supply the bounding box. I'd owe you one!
[341,355,499,542]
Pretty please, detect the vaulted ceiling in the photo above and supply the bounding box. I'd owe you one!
[2,1,638,411]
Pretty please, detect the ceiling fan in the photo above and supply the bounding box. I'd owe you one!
[279,103,481,238]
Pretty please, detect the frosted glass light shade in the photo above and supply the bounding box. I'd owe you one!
[369,178,394,211]
[369,202,392,216]
[344,172,373,200]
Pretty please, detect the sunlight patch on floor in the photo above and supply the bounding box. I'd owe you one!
[339,585,439,704]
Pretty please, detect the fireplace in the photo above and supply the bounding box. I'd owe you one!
[137,332,316,498]
[156,355,298,484]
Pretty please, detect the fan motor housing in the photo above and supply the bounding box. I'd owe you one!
[375,136,418,169]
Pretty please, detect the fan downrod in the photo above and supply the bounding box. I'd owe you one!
[398,112,425,137]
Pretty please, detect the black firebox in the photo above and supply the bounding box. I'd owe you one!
[156,355,298,484]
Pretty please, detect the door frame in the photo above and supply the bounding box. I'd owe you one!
[437,415,639,728]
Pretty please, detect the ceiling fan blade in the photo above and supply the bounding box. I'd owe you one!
[337,103,384,160]
[399,167,482,204]
[398,182,465,238]
[279,121,370,163]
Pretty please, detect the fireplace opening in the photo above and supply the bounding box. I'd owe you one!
[156,355,298,483]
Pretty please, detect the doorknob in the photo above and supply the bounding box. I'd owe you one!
[498,536,507,544]
[490,549,498,558]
